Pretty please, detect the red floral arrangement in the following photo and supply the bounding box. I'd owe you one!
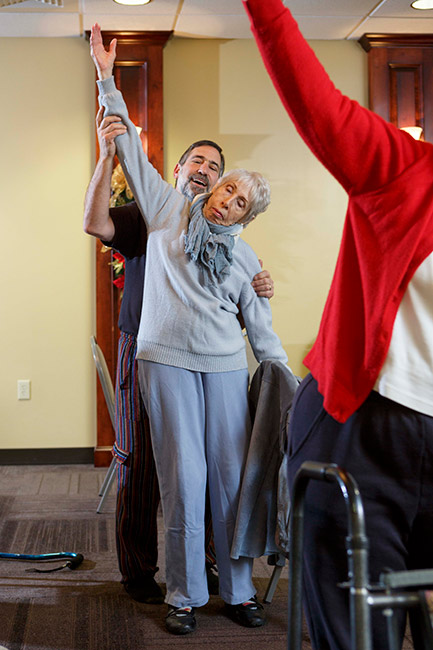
[111,251,126,290]
[103,164,134,294]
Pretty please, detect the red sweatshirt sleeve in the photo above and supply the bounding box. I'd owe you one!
[243,0,419,195]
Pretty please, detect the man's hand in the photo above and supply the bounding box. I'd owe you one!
[90,22,116,80]
[252,259,274,299]
[96,106,127,161]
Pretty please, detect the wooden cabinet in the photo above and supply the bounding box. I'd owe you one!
[360,34,433,143]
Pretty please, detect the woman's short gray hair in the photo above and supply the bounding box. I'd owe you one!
[213,168,271,225]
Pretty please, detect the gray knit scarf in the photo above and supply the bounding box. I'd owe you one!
[184,193,243,285]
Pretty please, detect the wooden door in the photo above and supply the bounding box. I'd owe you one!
[88,30,172,466]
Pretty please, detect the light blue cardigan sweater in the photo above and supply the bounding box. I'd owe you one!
[98,76,288,373]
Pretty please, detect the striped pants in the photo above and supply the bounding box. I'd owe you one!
[114,332,216,585]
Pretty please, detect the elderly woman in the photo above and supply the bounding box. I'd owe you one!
[90,24,288,636]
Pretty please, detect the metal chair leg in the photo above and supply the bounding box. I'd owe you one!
[97,457,117,513]
[98,456,116,496]
[264,553,286,603]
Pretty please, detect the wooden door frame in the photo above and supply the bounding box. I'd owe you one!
[87,30,172,466]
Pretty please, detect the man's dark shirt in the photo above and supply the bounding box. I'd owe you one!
[103,201,147,336]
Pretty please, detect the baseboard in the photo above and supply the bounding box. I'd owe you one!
[0,448,94,465]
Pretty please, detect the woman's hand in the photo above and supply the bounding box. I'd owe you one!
[252,260,274,299]
[90,22,117,80]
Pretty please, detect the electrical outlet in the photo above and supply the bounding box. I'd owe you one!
[17,380,31,400]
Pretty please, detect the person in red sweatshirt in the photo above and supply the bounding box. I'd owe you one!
[243,1,433,648]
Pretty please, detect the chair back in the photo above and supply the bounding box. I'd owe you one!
[90,335,115,430]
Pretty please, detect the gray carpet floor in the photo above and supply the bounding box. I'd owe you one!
[0,464,415,649]
[0,464,294,650]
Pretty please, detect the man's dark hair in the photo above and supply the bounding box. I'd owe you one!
[177,140,225,177]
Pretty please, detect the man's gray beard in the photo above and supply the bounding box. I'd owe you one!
[181,179,208,202]
[182,185,196,202]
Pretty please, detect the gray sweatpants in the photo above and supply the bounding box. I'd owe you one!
[138,359,255,608]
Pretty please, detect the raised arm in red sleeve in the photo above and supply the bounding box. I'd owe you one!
[243,0,419,195]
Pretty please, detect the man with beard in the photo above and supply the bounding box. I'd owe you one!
[174,140,223,201]
[84,110,275,605]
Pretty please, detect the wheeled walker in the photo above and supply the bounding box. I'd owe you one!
[288,461,433,650]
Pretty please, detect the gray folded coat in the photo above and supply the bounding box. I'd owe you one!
[231,359,300,559]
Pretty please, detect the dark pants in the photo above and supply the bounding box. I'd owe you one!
[114,332,216,586]
[288,374,433,650]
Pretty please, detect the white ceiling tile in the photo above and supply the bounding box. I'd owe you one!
[83,12,174,30]
[181,0,244,16]
[81,0,178,15]
[0,12,80,35]
[284,0,376,17]
[0,0,76,11]
[294,15,365,40]
[175,13,251,38]
[350,15,433,39]
[374,0,433,17]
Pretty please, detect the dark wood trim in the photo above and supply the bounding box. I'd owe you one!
[94,241,117,468]
[360,33,433,52]
[95,31,172,47]
[0,448,94,465]
[94,446,113,468]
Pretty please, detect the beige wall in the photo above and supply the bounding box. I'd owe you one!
[0,34,367,451]
[164,36,367,375]
[1,37,95,449]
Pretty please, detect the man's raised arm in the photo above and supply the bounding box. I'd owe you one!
[83,106,127,241]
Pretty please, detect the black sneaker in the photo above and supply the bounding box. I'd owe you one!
[225,596,266,627]
[165,605,197,635]
[206,563,219,595]
[124,575,164,604]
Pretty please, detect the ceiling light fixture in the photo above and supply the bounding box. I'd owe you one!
[411,0,433,9]
[113,0,152,5]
